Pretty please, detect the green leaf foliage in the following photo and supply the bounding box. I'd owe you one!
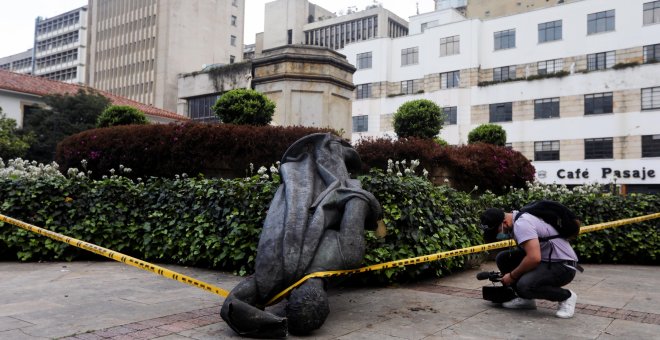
[96,105,148,128]
[0,107,33,160]
[21,89,111,164]
[393,99,445,139]
[468,124,507,146]
[0,164,657,285]
[212,89,275,126]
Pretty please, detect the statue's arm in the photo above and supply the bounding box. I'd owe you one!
[336,198,369,268]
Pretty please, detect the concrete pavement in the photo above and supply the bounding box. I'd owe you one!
[1,260,659,339]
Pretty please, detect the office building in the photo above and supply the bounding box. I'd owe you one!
[0,50,34,75]
[0,7,88,84]
[33,6,89,83]
[87,0,245,112]
[257,0,408,52]
[341,0,660,192]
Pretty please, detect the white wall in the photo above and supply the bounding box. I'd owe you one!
[339,0,660,186]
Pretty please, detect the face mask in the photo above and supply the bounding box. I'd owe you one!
[496,232,510,240]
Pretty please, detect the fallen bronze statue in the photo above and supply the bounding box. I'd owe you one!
[220,133,383,338]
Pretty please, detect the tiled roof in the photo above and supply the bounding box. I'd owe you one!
[0,69,187,121]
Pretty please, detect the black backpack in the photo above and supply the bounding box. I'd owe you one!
[514,200,580,241]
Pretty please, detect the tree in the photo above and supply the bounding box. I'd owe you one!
[21,89,111,164]
[97,105,148,128]
[212,89,275,126]
[468,123,507,146]
[392,99,445,139]
[0,107,33,160]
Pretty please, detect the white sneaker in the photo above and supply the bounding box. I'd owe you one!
[556,290,577,318]
[502,297,537,309]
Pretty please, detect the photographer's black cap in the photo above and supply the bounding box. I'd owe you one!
[480,208,505,232]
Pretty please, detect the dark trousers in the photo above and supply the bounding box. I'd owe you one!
[496,248,575,302]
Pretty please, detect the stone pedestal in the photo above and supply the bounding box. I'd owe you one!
[252,45,356,138]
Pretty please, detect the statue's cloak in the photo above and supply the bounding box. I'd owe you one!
[253,133,381,302]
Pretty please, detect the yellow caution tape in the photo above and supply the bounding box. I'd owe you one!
[1,212,658,305]
[266,211,660,305]
[0,214,229,297]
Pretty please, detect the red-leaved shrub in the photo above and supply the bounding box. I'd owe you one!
[56,123,335,179]
[355,138,535,194]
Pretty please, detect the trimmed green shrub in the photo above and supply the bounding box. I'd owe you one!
[393,99,445,139]
[468,124,507,146]
[96,105,148,128]
[212,89,275,126]
[0,159,657,285]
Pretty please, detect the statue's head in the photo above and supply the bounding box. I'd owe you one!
[281,133,362,175]
[285,279,329,335]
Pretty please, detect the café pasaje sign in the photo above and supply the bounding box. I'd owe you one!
[555,167,655,180]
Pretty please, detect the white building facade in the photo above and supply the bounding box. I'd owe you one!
[341,0,660,192]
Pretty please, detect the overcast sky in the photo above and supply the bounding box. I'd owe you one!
[0,0,435,57]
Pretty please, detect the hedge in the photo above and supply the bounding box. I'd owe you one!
[55,123,335,180]
[356,138,535,194]
[1,163,657,285]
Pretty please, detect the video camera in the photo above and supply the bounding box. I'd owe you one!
[476,271,516,303]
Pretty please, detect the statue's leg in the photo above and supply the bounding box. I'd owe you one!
[220,277,288,338]
[286,278,329,335]
[337,198,370,268]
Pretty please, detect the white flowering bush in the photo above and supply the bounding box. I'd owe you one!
[0,158,64,180]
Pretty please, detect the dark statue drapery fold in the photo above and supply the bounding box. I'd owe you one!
[220,133,382,338]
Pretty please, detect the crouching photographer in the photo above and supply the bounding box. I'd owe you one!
[480,202,582,319]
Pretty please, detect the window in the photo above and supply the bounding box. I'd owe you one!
[644,1,660,25]
[231,15,237,26]
[538,20,562,43]
[534,141,560,161]
[232,0,238,6]
[584,92,613,115]
[443,106,457,125]
[643,43,660,63]
[356,52,372,69]
[494,29,515,50]
[356,83,372,99]
[642,86,660,110]
[584,138,613,159]
[440,71,460,89]
[401,80,420,94]
[401,47,418,66]
[642,134,660,157]
[587,51,615,70]
[534,98,560,119]
[538,59,564,75]
[489,102,512,122]
[230,35,236,46]
[440,35,460,56]
[353,115,368,132]
[229,55,235,64]
[588,10,615,34]
[188,94,220,121]
[493,66,516,81]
